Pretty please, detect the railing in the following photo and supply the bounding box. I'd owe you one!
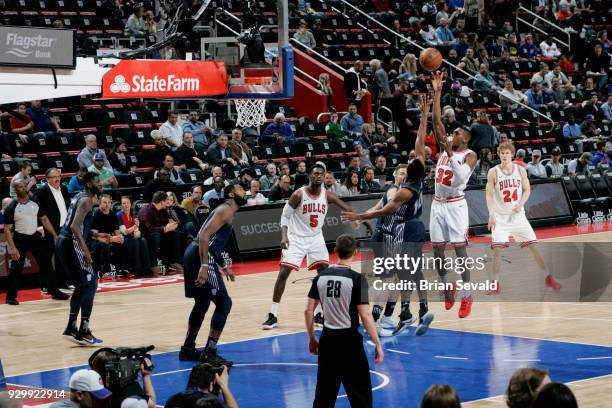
[377,105,395,136]
[334,0,553,125]
[516,6,570,51]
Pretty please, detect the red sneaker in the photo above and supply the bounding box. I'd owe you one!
[486,281,500,295]
[458,295,473,318]
[445,282,456,310]
[545,275,561,292]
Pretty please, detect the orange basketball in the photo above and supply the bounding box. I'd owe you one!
[419,48,443,72]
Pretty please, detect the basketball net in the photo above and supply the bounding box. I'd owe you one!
[234,98,267,128]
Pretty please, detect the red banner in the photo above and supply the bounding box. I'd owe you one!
[102,60,229,98]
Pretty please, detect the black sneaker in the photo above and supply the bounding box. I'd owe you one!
[262,313,278,330]
[6,298,19,306]
[179,346,201,361]
[314,313,324,327]
[76,329,103,346]
[62,327,80,344]
[200,350,233,367]
[51,291,70,300]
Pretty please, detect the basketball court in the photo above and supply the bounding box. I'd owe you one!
[2,226,612,407]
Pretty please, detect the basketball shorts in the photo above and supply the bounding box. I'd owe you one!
[491,212,537,249]
[183,242,229,298]
[56,235,96,288]
[429,198,469,246]
[280,232,329,271]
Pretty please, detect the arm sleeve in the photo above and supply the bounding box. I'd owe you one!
[280,201,296,227]
[307,276,320,300]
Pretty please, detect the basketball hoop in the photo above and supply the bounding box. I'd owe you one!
[234,98,267,128]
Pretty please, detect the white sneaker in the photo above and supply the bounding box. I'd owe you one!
[376,323,394,337]
[378,315,399,329]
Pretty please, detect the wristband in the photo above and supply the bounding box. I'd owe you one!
[200,263,209,268]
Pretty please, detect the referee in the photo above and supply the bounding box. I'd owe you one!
[305,234,383,408]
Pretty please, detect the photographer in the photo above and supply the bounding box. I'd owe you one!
[90,349,156,408]
[50,369,112,408]
[165,364,238,408]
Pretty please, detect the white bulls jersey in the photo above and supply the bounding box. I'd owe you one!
[434,149,474,199]
[289,187,328,237]
[493,164,524,215]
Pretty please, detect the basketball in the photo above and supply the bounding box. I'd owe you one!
[419,48,443,71]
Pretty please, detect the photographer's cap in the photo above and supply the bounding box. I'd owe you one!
[121,396,149,408]
[69,369,112,399]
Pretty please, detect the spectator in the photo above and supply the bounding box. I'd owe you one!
[182,110,211,148]
[317,73,333,110]
[27,100,64,138]
[49,369,112,408]
[451,32,469,58]
[360,167,382,193]
[597,30,612,50]
[469,112,498,155]
[150,129,173,168]
[344,61,366,108]
[339,169,362,197]
[398,54,417,81]
[175,132,208,171]
[88,153,118,190]
[531,63,549,85]
[268,175,293,202]
[519,33,541,59]
[559,54,574,74]
[392,79,414,150]
[341,103,365,137]
[354,142,373,168]
[373,155,390,179]
[473,148,493,182]
[180,186,204,215]
[592,141,610,166]
[345,156,364,180]
[166,191,196,240]
[68,167,87,194]
[524,81,547,110]
[204,166,229,186]
[563,116,586,147]
[160,111,183,148]
[567,152,592,175]
[261,113,296,145]
[117,196,151,276]
[546,147,566,177]
[581,114,602,138]
[490,35,508,58]
[477,48,493,72]
[144,167,176,202]
[258,163,278,191]
[602,94,612,123]
[144,10,157,34]
[164,364,238,408]
[540,36,561,60]
[293,20,316,48]
[374,123,397,151]
[436,1,460,25]
[52,19,63,28]
[556,1,574,22]
[311,19,327,49]
[108,138,137,174]
[500,79,528,111]
[435,18,455,46]
[229,128,253,167]
[325,112,346,140]
[473,63,499,95]
[138,191,183,272]
[33,167,70,293]
[278,161,291,177]
[4,180,61,305]
[582,92,602,120]
[547,78,572,110]
[293,161,308,189]
[420,20,443,47]
[7,103,32,146]
[237,168,254,190]
[459,48,479,76]
[77,134,111,170]
[88,194,125,276]
[506,32,520,59]
[531,383,578,408]
[505,367,550,408]
[203,177,226,209]
[514,149,526,167]
[525,149,547,179]
[420,384,461,408]
[324,171,343,194]
[245,179,267,206]
[125,5,145,35]
[154,154,185,185]
[9,161,36,198]
[207,133,240,174]
[443,106,462,134]
[586,44,610,92]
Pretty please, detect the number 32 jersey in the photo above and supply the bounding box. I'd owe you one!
[289,186,328,237]
[434,149,474,199]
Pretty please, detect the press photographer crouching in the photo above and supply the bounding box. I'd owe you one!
[165,363,238,408]
[88,346,156,408]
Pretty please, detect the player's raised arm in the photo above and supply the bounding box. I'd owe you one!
[431,71,448,147]
[415,94,432,166]
[196,205,234,287]
[341,187,414,221]
[514,165,531,213]
[279,189,302,250]
[486,167,497,231]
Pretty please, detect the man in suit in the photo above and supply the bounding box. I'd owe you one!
[207,133,240,176]
[344,60,365,109]
[32,167,71,296]
[229,128,253,167]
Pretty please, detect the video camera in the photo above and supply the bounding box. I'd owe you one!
[88,346,155,391]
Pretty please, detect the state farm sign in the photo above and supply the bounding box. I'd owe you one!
[102,60,228,98]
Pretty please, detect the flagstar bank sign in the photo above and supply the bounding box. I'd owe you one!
[0,26,75,68]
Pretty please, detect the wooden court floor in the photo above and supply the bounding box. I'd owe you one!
[1,231,611,406]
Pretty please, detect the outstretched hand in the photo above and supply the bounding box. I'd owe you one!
[419,93,433,115]
[431,70,447,93]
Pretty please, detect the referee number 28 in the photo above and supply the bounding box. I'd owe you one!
[326,280,342,297]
